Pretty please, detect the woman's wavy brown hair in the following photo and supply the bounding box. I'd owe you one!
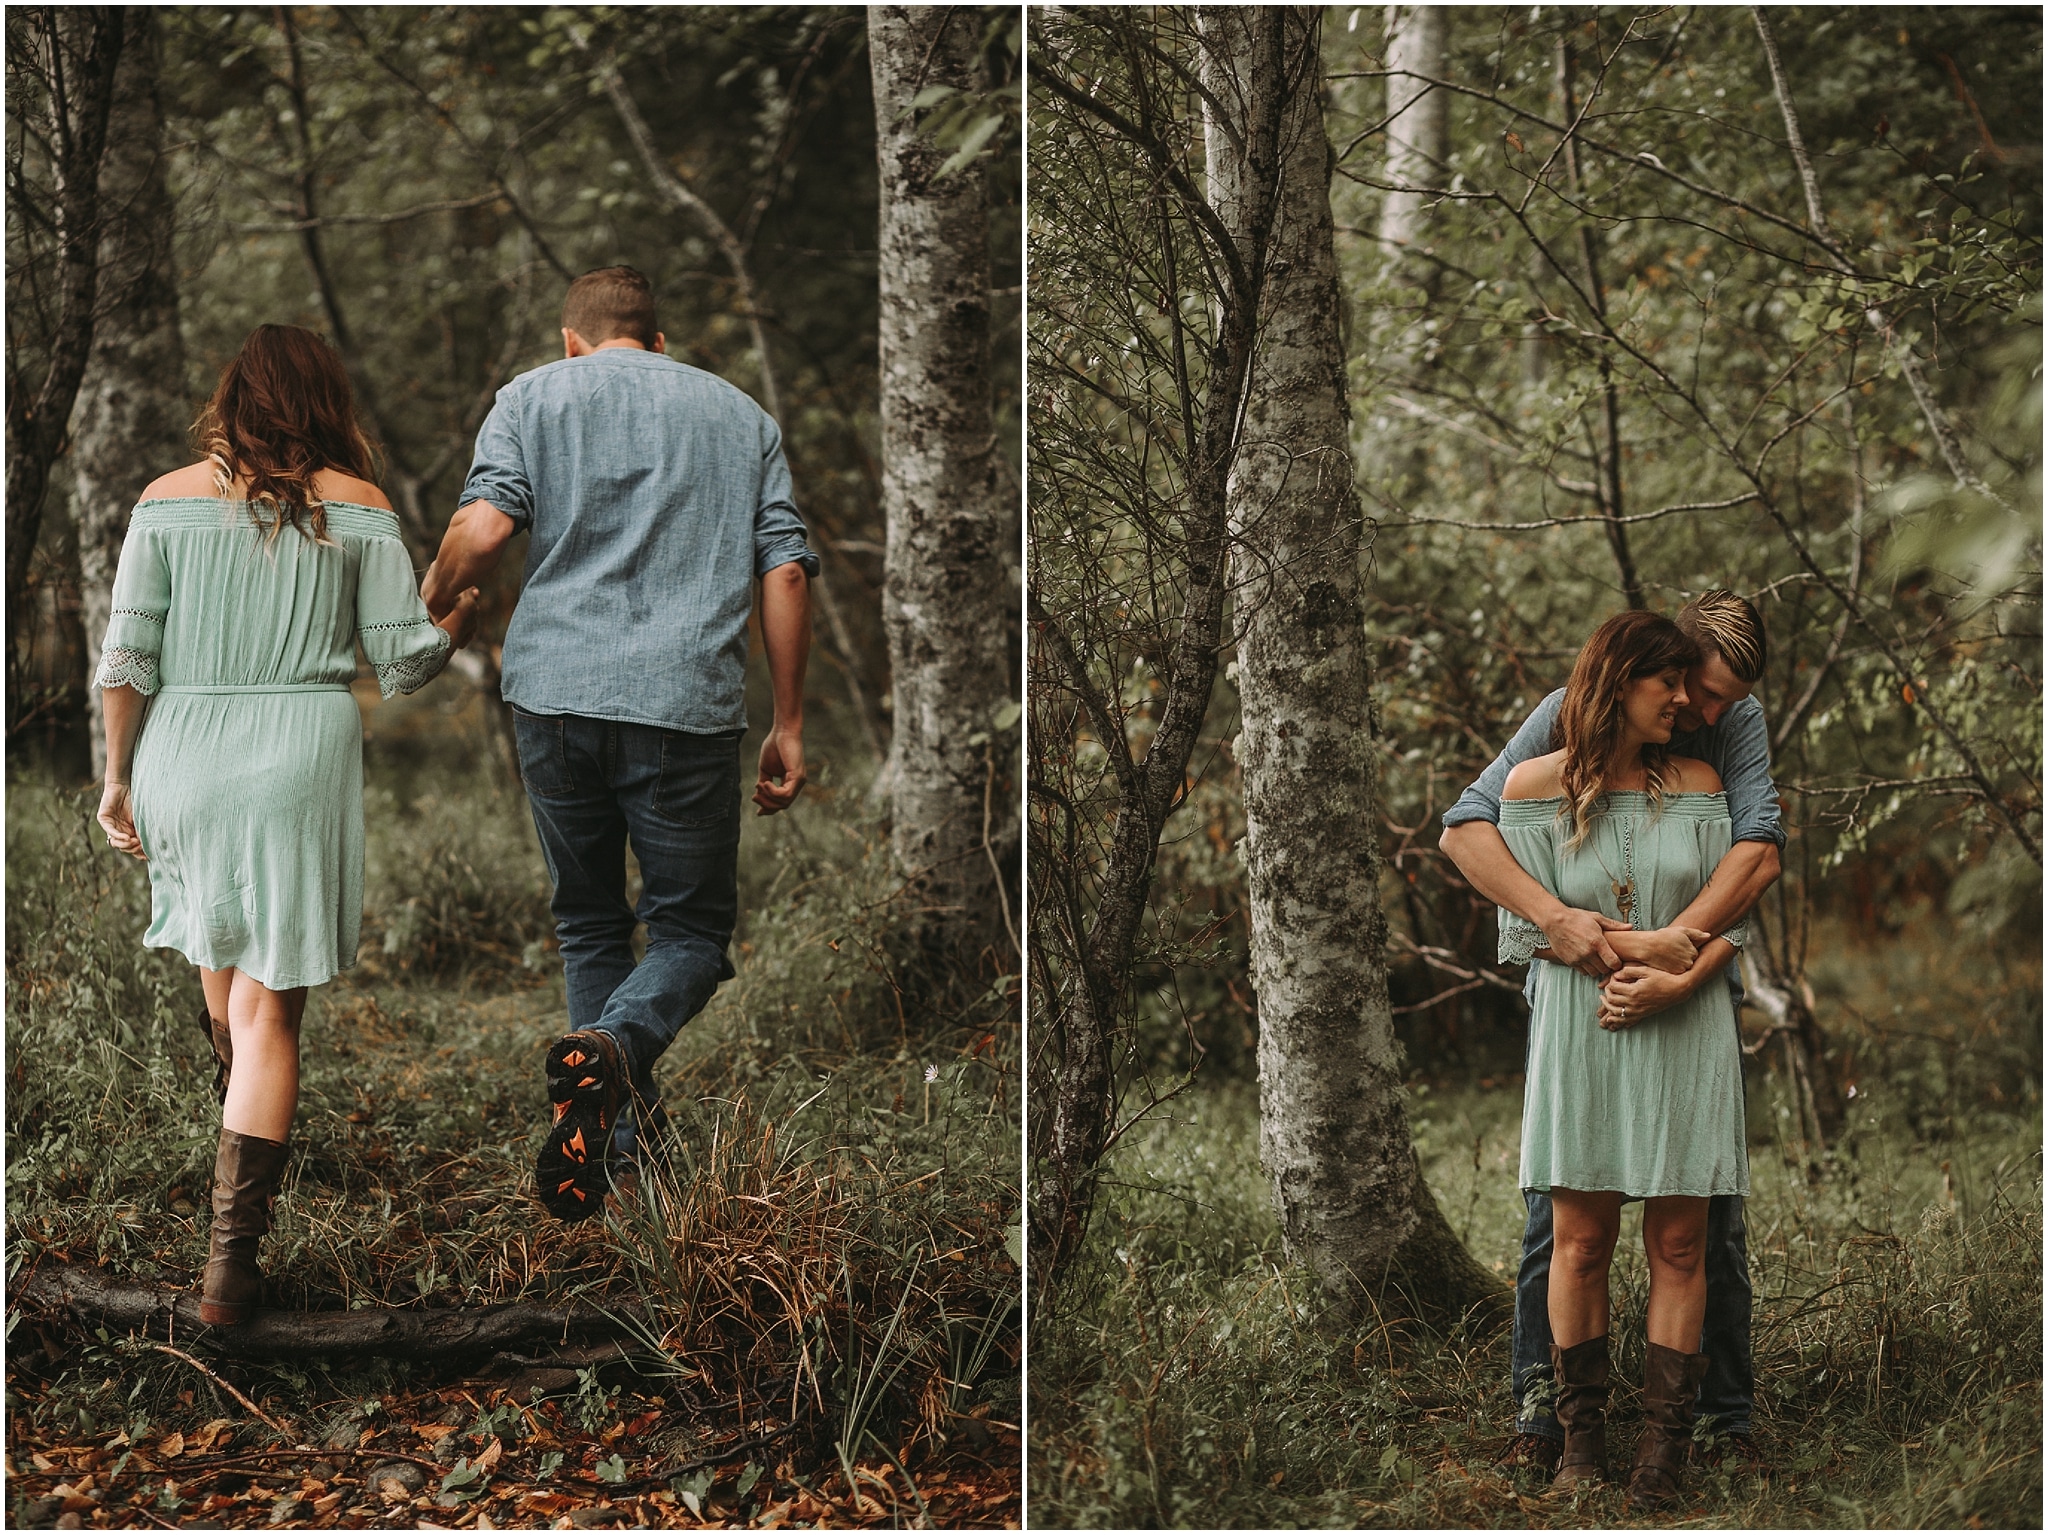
[1552,610,1703,849]
[193,324,380,544]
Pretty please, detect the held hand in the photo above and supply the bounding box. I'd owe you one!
[1546,908,1632,977]
[437,587,482,650]
[753,726,806,815]
[1597,962,1692,1030]
[97,781,146,860]
[1629,925,1714,975]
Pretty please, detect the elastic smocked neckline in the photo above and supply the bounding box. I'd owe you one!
[1500,789,1729,823]
[133,495,392,513]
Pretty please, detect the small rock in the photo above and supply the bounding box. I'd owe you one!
[322,1421,365,1452]
[269,1497,314,1525]
[431,1436,464,1465]
[54,1516,82,1532]
[369,1460,427,1495]
[18,1498,62,1528]
[568,1508,627,1529]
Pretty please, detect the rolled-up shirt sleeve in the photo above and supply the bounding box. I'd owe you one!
[457,391,535,533]
[753,416,819,578]
[1442,690,1566,830]
[1717,698,1785,847]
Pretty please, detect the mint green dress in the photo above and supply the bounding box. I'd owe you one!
[94,497,452,990]
[1498,792,1750,1200]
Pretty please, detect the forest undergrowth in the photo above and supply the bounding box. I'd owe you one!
[1031,928,2041,1530]
[4,689,1022,1530]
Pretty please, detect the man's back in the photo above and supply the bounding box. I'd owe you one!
[459,348,818,733]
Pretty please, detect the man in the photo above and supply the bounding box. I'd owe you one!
[422,266,817,1220]
[1439,591,1781,1478]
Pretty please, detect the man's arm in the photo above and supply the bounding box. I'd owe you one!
[1438,691,1630,976]
[1442,819,1631,975]
[422,500,516,621]
[752,561,810,815]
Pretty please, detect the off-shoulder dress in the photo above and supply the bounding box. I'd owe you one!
[1497,791,1751,1200]
[94,497,452,990]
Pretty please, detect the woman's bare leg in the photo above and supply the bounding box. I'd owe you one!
[220,973,308,1143]
[1547,1188,1623,1346]
[1642,1196,1709,1353]
[199,966,233,1026]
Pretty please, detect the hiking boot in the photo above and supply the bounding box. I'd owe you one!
[199,1129,290,1325]
[1549,1334,1611,1492]
[1490,1432,1562,1481]
[199,1004,233,1104]
[1625,1342,1711,1511]
[536,1030,626,1222]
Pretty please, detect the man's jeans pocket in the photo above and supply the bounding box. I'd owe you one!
[654,730,743,832]
[512,708,577,796]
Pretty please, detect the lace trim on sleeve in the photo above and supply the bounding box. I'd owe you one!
[372,625,452,699]
[1721,918,1747,951]
[95,646,160,696]
[111,606,166,629]
[1498,910,1547,966]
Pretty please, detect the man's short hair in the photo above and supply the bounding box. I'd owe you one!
[562,266,659,349]
[1675,589,1767,685]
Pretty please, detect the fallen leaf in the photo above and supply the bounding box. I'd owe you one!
[193,1418,236,1453]
[378,1477,414,1504]
[32,1452,57,1472]
[417,1424,459,1443]
[475,1438,503,1472]
[476,1516,497,1531]
[158,1432,185,1460]
[312,1492,345,1514]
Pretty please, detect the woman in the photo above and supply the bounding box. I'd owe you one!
[1496,610,1749,1510]
[94,324,479,1325]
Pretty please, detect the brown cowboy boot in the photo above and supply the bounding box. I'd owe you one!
[199,1129,290,1325]
[198,1005,233,1104]
[1548,1334,1611,1491]
[1626,1341,1711,1510]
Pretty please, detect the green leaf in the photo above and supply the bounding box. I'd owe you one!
[596,1453,629,1484]
[735,1462,762,1499]
[993,700,1021,732]
[909,84,958,111]
[936,112,1004,179]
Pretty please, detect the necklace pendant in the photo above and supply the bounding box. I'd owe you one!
[1613,879,1634,920]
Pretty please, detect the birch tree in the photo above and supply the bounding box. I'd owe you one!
[871,7,1019,968]
[1211,5,1503,1325]
[70,8,186,779]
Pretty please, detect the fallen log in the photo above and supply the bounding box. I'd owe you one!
[14,1263,638,1361]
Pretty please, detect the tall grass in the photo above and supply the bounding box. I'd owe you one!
[5,731,1019,1500]
[1031,929,2042,1528]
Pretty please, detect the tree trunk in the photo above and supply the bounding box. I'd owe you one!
[1376,6,1447,503]
[1378,7,1448,333]
[871,7,1019,970]
[6,8,127,732]
[70,7,186,780]
[1216,5,1506,1331]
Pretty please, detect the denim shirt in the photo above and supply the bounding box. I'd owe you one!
[1442,688,1783,1008]
[458,349,820,734]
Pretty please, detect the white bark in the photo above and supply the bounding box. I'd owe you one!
[1378,6,1448,276]
[70,10,185,779]
[1212,5,1502,1322]
[871,7,1019,964]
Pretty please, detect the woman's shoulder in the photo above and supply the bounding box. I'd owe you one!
[1502,750,1566,800]
[138,462,222,502]
[1664,755,1723,793]
[310,470,392,510]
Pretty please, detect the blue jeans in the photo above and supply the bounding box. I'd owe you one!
[1512,1190,1754,1440]
[515,711,742,1106]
